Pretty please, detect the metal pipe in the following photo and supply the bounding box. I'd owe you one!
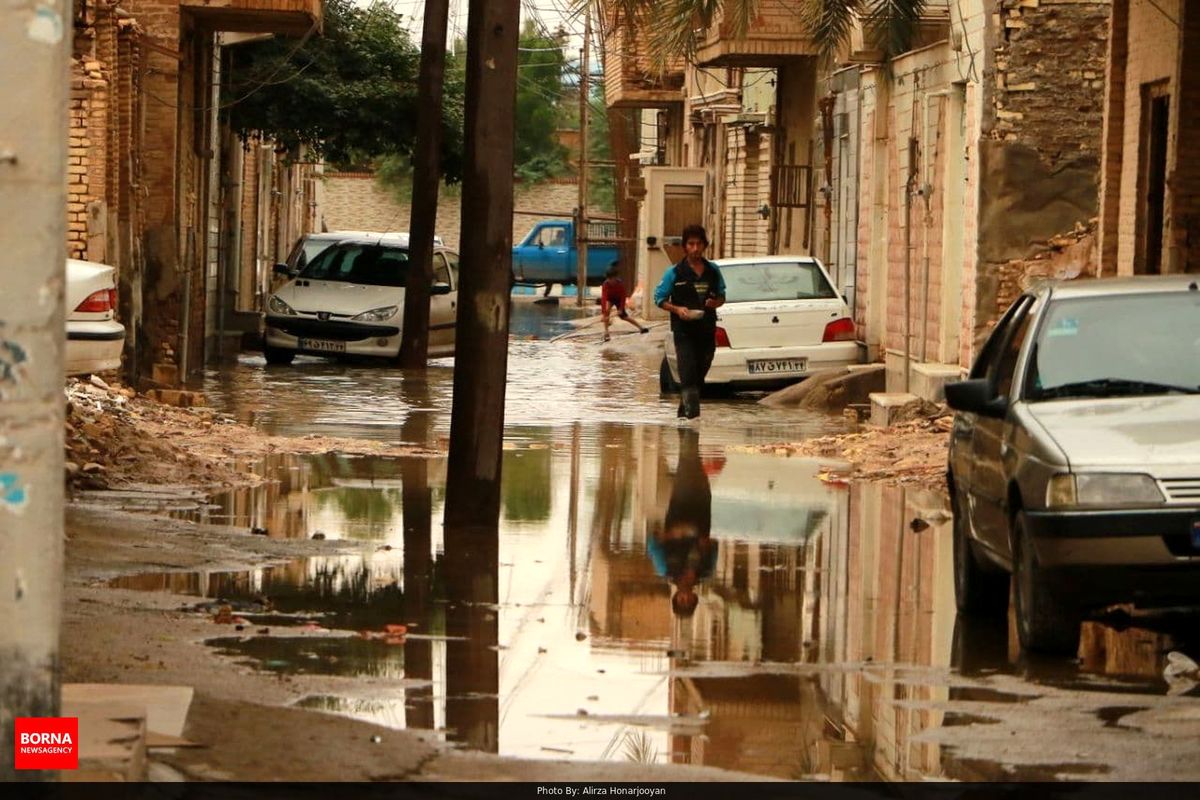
[904,136,918,394]
[919,90,950,364]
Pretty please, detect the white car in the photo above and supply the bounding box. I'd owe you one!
[661,256,859,389]
[66,258,125,375]
[282,230,445,274]
[264,233,458,365]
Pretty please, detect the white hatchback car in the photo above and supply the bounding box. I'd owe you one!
[66,258,125,375]
[264,233,458,365]
[281,230,445,274]
[662,256,859,389]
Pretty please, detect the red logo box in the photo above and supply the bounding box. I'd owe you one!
[14,717,79,770]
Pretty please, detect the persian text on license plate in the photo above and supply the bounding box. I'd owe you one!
[748,358,807,375]
[299,338,346,353]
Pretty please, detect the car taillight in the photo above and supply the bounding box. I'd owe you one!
[822,317,856,342]
[75,288,117,313]
[714,326,731,348]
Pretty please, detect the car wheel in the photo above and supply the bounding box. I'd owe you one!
[1013,510,1081,655]
[264,346,295,366]
[659,357,679,395]
[952,487,1008,615]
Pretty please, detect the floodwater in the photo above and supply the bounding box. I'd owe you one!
[108,299,1200,781]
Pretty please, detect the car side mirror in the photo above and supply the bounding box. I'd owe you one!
[945,379,1009,419]
[273,262,293,277]
[431,282,452,296]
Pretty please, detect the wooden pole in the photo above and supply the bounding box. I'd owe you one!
[575,3,591,305]
[443,0,519,532]
[399,0,451,368]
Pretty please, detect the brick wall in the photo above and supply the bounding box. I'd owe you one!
[1174,2,1200,272]
[321,174,585,252]
[972,0,1111,350]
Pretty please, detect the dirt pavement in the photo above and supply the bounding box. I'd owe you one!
[734,411,953,490]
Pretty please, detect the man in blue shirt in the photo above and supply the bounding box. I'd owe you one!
[653,224,726,419]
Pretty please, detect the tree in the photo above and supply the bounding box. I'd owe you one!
[597,0,927,65]
[514,22,572,182]
[227,0,465,176]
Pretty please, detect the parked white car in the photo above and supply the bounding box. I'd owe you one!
[662,256,859,390]
[66,258,125,375]
[264,233,458,365]
[282,230,445,274]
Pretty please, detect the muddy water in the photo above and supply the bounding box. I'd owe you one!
[109,300,1200,780]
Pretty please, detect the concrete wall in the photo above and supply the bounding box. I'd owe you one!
[321,173,584,253]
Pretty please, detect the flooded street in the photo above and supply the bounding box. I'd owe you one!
[97,301,1200,780]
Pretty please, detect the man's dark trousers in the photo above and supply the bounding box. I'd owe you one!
[674,331,715,418]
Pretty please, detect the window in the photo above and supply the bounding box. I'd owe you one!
[433,252,451,286]
[720,261,837,302]
[1026,292,1200,400]
[995,297,1038,399]
[969,296,1031,381]
[536,226,568,247]
[301,245,409,287]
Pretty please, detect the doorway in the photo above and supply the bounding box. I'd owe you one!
[1136,82,1170,275]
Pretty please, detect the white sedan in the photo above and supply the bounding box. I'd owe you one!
[66,258,125,375]
[662,256,859,389]
[264,233,458,365]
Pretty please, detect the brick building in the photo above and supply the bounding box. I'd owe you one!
[69,0,324,387]
[1098,0,1200,276]
[600,1,1114,397]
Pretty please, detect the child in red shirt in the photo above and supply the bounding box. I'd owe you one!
[600,263,649,342]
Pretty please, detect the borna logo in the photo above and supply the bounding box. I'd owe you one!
[13,717,79,770]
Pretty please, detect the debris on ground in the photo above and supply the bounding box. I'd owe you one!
[64,378,438,492]
[737,404,954,490]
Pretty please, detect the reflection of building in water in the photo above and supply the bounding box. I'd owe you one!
[591,425,854,778]
[812,482,955,780]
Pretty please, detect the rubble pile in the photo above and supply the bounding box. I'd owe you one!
[64,377,249,491]
[744,405,954,490]
[64,376,438,493]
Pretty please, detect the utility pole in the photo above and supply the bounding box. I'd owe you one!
[575,3,591,306]
[443,0,519,532]
[399,0,451,368]
[0,0,69,779]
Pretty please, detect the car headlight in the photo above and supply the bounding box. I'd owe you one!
[268,295,296,316]
[352,305,399,322]
[1045,473,1164,509]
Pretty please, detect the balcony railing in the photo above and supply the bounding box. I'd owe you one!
[602,11,686,109]
[181,0,322,36]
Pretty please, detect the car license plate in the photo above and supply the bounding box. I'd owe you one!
[299,338,345,353]
[1191,521,1200,549]
[748,358,807,375]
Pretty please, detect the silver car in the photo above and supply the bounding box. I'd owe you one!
[945,275,1200,654]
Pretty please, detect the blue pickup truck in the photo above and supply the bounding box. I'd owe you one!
[512,220,621,289]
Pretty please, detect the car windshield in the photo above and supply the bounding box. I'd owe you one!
[299,244,409,287]
[1026,291,1200,400]
[720,261,837,302]
[301,239,336,266]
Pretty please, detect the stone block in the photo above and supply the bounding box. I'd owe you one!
[911,362,965,403]
[145,389,207,408]
[869,392,920,427]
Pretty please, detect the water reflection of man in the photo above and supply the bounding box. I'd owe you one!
[648,429,717,617]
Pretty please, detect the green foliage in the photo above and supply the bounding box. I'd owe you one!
[227,0,465,179]
[514,21,571,183]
